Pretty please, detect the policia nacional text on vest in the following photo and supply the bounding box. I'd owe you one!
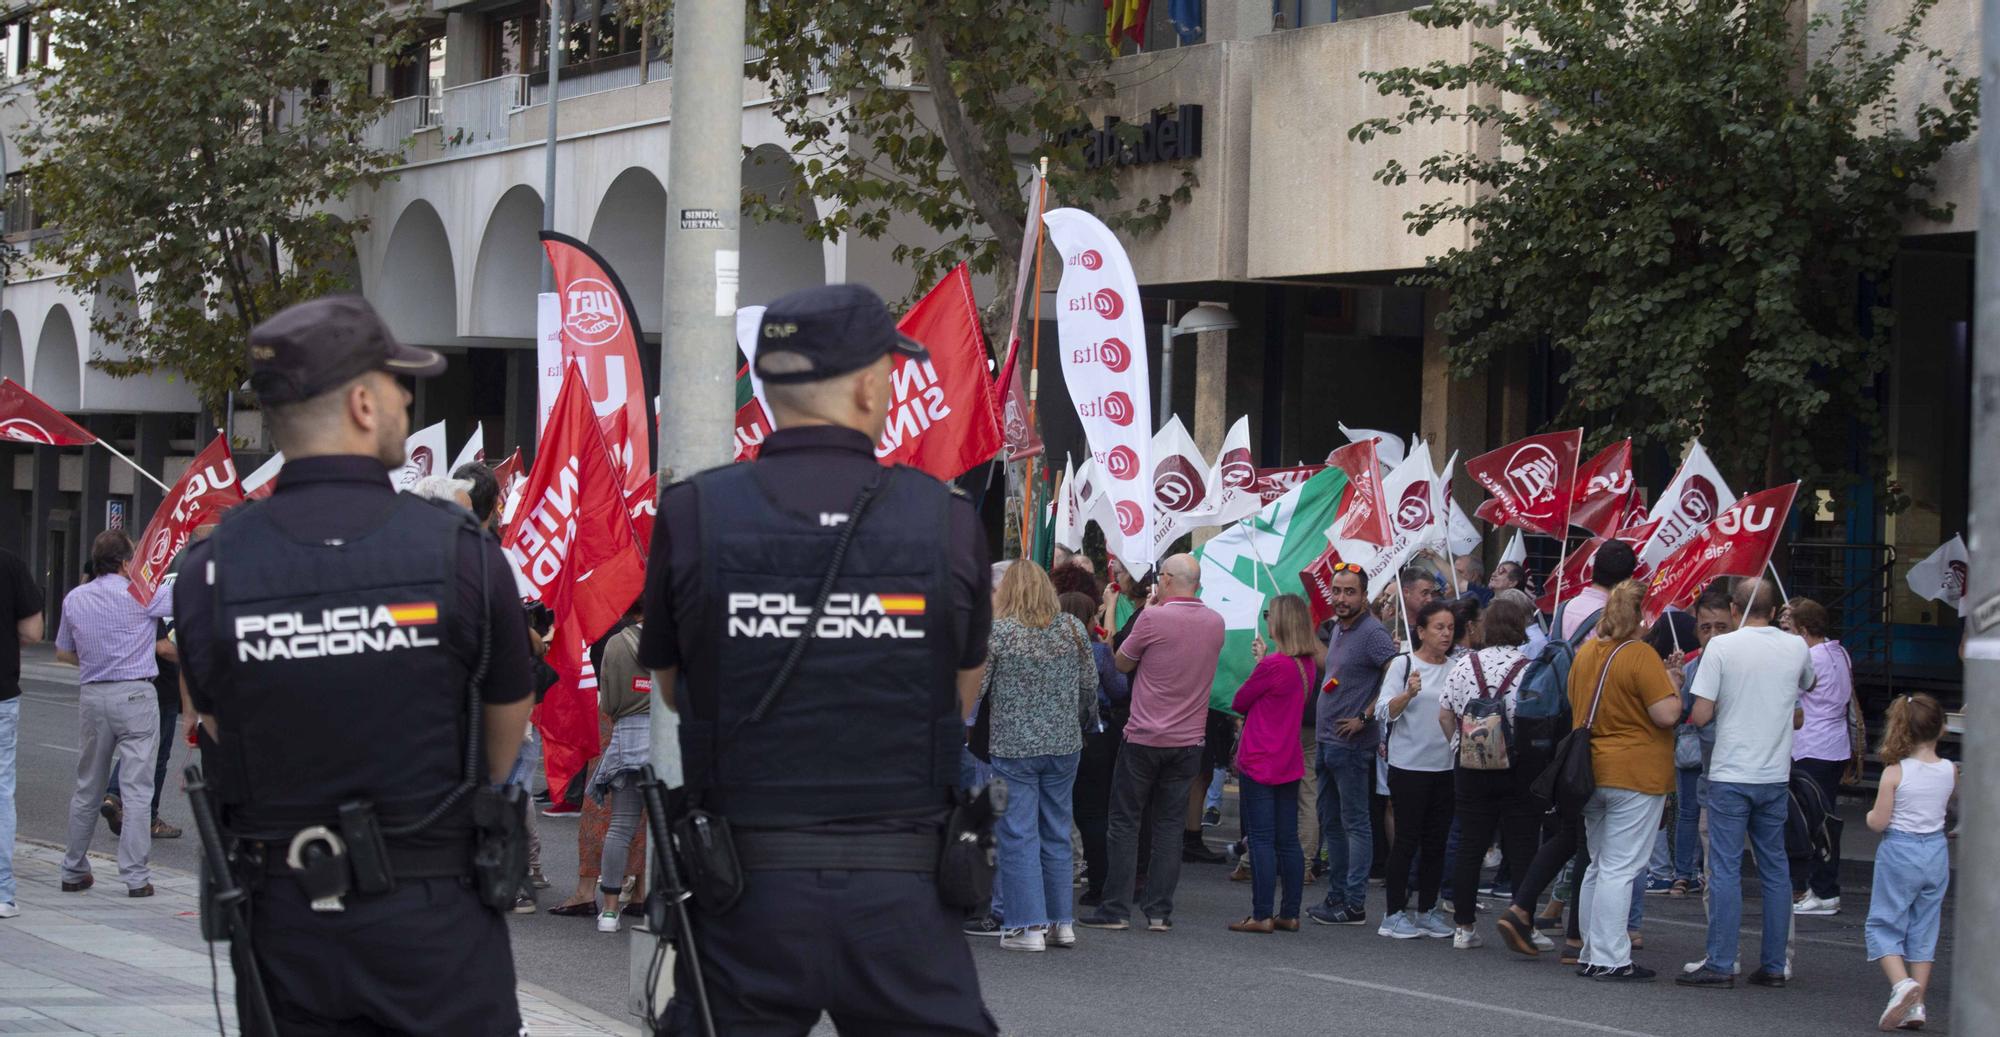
[183,491,528,1036]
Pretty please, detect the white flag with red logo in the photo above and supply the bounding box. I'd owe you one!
[1467,429,1581,538]
[1536,518,1662,614]
[1641,483,1799,626]
[128,436,243,605]
[1204,416,1263,527]
[1905,534,1969,613]
[1145,415,1216,561]
[1326,438,1390,547]
[542,232,653,495]
[389,421,447,493]
[1070,455,1119,545]
[1329,446,1440,597]
[503,362,648,800]
[0,377,96,445]
[1569,439,1634,538]
[1640,440,1737,569]
[1339,423,1406,470]
[449,423,486,478]
[1044,207,1152,572]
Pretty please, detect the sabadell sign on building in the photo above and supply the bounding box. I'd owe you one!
[1058,105,1204,170]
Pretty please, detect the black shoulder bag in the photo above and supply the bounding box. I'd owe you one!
[1531,641,1631,816]
[672,471,889,915]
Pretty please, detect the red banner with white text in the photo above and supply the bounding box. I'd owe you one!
[0,377,96,446]
[128,436,243,605]
[541,232,652,495]
[1641,483,1800,626]
[1468,429,1581,538]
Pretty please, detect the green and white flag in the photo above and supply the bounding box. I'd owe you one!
[1195,466,1349,713]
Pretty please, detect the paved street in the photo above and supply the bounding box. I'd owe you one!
[5,649,1959,1035]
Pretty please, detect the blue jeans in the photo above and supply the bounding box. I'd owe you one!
[1673,768,1703,880]
[1705,780,1792,974]
[990,752,1081,929]
[1204,767,1226,813]
[1865,830,1949,962]
[1315,740,1374,911]
[1240,776,1302,920]
[0,699,16,905]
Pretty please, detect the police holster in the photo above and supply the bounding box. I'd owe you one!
[471,783,530,909]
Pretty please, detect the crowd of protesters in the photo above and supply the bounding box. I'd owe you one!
[960,540,1956,1032]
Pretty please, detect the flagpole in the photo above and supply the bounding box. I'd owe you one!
[96,440,171,493]
[1766,559,1792,610]
[1019,161,1051,557]
[1546,431,1584,635]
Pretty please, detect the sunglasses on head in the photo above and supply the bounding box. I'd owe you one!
[1330,562,1363,575]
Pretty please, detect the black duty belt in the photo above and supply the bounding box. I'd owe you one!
[733,829,941,873]
[252,839,472,881]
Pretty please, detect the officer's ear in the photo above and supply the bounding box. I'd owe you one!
[855,354,895,415]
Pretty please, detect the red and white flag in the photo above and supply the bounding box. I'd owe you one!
[1640,440,1736,568]
[502,363,649,797]
[129,436,243,605]
[1330,447,1441,597]
[1535,518,1662,614]
[994,169,1048,462]
[1299,542,1349,628]
[1145,415,1216,561]
[732,396,771,463]
[241,453,283,501]
[1569,439,1634,539]
[390,421,447,493]
[1254,465,1327,505]
[1905,535,1969,613]
[0,377,95,445]
[876,264,1003,480]
[542,232,653,494]
[1468,429,1582,538]
[1641,483,1799,626]
[1203,416,1263,527]
[1326,438,1390,547]
[1045,207,1153,573]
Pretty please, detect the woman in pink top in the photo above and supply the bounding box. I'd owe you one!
[1228,594,1323,933]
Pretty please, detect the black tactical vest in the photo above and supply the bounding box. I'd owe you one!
[679,462,962,829]
[200,495,474,838]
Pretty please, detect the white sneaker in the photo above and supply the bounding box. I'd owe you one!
[1899,1003,1926,1030]
[1793,893,1841,916]
[1880,979,1920,1031]
[1452,926,1483,949]
[999,926,1047,952]
[1682,957,1743,976]
[1049,922,1077,949]
[1529,930,1555,952]
[0,903,16,919]
[1483,846,1503,871]
[596,910,620,934]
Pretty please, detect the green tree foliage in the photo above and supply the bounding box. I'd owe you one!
[746,1,1194,311]
[1352,0,1976,501]
[23,0,421,422]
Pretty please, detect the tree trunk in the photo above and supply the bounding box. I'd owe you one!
[912,18,1025,289]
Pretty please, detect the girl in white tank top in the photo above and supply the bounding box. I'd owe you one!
[1863,694,1956,1031]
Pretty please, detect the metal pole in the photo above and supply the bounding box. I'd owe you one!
[1956,2,2000,1026]
[541,0,562,294]
[1158,325,1174,429]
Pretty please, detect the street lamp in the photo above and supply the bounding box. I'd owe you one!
[1159,302,1238,427]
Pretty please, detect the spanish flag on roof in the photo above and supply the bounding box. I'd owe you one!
[1106,0,1149,55]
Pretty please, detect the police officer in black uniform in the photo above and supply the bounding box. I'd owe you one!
[175,296,535,1035]
[640,284,998,1036]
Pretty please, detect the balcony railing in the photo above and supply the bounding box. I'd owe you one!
[362,94,435,154]
[438,74,525,155]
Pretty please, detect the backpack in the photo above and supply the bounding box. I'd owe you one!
[1458,652,1530,771]
[1530,640,1631,816]
[1513,602,1601,779]
[1786,769,1834,864]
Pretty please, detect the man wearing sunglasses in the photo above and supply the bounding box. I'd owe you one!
[1307,563,1397,927]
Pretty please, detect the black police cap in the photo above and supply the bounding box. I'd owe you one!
[247,295,446,405]
[753,284,929,385]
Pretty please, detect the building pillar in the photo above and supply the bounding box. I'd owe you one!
[79,415,113,552]
[1190,326,1232,548]
[443,12,484,88]
[134,413,170,525]
[0,445,22,558]
[27,446,59,618]
[1418,287,1490,552]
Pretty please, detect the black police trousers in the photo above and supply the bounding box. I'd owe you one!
[244,876,521,1036]
[663,868,998,1036]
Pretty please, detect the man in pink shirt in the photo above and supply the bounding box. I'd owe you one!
[1078,553,1224,932]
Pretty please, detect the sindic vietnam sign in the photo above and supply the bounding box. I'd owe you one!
[1058,105,1203,170]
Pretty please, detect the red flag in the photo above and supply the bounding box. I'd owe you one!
[1254,464,1328,505]
[541,232,652,494]
[994,347,1043,462]
[503,363,649,796]
[1641,483,1800,626]
[1325,440,1390,547]
[733,398,771,462]
[878,264,1003,480]
[1300,543,1347,627]
[0,377,96,445]
[627,479,657,554]
[1534,518,1662,614]
[129,436,243,605]
[1467,429,1582,537]
[1569,439,1634,538]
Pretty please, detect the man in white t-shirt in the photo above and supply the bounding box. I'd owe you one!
[1678,578,1813,990]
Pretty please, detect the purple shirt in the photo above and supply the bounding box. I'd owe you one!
[54,574,173,684]
[1116,598,1224,749]
[1793,639,1853,762]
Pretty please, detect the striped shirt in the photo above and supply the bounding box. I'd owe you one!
[55,574,174,684]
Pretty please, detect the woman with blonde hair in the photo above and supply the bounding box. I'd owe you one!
[980,560,1098,952]
[1228,594,1320,933]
